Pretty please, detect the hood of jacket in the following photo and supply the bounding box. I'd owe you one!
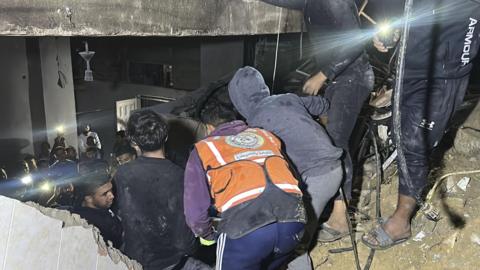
[228,66,270,120]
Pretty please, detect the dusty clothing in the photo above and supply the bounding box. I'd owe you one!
[228,67,342,178]
[115,156,197,270]
[399,77,470,199]
[72,206,123,249]
[404,0,480,79]
[393,0,480,199]
[325,57,375,200]
[185,120,305,270]
[194,127,302,213]
[184,121,306,240]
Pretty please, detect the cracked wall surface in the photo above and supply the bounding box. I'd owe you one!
[0,195,142,270]
[0,0,302,36]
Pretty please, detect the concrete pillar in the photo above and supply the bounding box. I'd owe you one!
[39,37,78,150]
[200,38,244,86]
[0,37,34,162]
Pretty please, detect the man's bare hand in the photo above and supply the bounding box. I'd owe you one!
[373,35,389,53]
[303,71,327,96]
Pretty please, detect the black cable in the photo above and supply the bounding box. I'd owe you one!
[392,0,415,200]
[363,123,383,270]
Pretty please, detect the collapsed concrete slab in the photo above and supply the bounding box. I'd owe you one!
[0,195,142,270]
[0,0,302,36]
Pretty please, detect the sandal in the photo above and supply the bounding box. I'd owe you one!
[361,223,411,250]
[317,223,350,243]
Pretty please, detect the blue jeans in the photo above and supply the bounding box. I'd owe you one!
[216,222,304,270]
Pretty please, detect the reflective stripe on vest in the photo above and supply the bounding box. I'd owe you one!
[195,128,302,213]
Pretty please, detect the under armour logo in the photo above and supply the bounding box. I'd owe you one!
[419,119,435,130]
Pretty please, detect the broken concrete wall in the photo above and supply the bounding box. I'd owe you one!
[0,195,141,270]
[0,0,302,36]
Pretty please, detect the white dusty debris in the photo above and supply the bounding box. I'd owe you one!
[0,195,142,270]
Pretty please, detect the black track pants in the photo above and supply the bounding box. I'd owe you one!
[397,76,469,198]
[324,58,374,201]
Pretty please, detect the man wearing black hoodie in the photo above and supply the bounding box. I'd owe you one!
[228,66,343,270]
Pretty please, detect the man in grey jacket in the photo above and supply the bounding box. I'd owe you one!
[228,66,343,269]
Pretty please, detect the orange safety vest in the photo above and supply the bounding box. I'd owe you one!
[195,128,302,213]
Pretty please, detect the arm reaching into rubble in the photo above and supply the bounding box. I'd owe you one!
[183,149,216,241]
[300,95,330,116]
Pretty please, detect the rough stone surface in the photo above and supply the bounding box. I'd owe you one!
[0,196,142,270]
[0,0,302,36]
[454,101,480,156]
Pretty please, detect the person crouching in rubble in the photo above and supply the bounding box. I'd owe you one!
[184,101,306,269]
[228,66,343,269]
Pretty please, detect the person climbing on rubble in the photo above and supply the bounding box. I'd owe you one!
[228,66,343,269]
[362,0,480,250]
[184,100,306,270]
[260,0,374,245]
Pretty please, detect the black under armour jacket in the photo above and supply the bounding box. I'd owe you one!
[261,0,366,80]
[403,0,480,79]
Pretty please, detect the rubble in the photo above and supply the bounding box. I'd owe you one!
[1,196,142,270]
[310,146,480,269]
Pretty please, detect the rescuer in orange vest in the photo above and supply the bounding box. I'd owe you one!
[184,101,306,270]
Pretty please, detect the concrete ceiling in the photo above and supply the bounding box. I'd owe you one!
[0,0,302,36]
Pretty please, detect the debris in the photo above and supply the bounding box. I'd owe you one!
[456,176,471,191]
[445,176,457,193]
[413,231,427,242]
[470,234,480,246]
[442,232,459,249]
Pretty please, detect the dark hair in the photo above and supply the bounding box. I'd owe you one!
[53,146,66,155]
[200,100,237,127]
[86,136,96,146]
[127,110,168,152]
[77,160,111,198]
[115,143,136,158]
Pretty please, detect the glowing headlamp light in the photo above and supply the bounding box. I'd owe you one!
[40,182,52,192]
[56,125,65,134]
[377,22,397,48]
[21,175,33,185]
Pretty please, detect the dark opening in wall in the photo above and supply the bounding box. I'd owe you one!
[128,62,174,88]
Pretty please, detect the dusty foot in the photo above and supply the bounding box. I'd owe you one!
[362,216,411,246]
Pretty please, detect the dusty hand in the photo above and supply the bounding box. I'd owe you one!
[303,72,327,96]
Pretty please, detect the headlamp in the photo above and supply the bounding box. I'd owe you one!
[40,182,53,192]
[56,125,65,134]
[21,175,33,185]
[377,22,397,48]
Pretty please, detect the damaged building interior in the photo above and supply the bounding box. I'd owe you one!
[1,0,480,269]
